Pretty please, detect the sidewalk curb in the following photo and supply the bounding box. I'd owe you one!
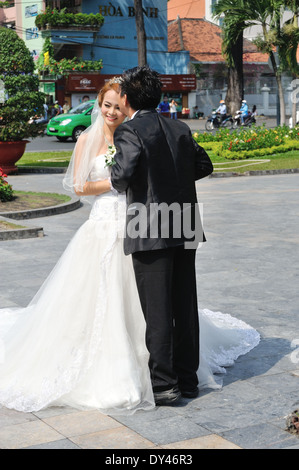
[17,167,67,174]
[17,165,299,179]
[0,195,81,220]
[0,216,43,241]
[210,168,299,178]
[0,195,81,240]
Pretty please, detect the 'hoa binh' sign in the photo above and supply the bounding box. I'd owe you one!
[99,3,159,18]
[83,0,168,73]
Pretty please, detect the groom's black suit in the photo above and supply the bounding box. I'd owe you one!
[111,109,213,394]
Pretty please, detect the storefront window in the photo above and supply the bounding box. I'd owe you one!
[159,93,182,112]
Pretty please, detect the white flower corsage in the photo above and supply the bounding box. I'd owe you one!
[104,145,116,167]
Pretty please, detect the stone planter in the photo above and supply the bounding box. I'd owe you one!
[0,141,29,174]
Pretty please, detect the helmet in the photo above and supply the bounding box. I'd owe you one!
[220,100,225,103]
[242,99,247,103]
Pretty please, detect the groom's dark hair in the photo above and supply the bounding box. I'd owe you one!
[120,65,162,110]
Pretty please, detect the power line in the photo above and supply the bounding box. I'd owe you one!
[7,16,172,51]
[2,1,202,56]
[0,0,201,27]
[10,24,170,54]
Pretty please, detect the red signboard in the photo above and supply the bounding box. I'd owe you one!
[65,73,196,93]
[66,73,105,92]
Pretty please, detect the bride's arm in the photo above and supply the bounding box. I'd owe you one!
[74,179,111,197]
[73,133,111,197]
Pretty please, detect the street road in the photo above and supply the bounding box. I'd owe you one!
[25,116,279,153]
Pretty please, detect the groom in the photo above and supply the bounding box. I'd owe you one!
[111,66,213,406]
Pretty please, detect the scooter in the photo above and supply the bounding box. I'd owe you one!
[232,111,256,128]
[205,112,233,131]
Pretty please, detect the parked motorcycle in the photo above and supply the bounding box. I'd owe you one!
[232,110,256,129]
[205,112,233,131]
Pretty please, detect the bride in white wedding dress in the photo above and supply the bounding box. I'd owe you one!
[0,79,260,415]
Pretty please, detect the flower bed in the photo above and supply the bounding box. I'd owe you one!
[193,125,299,160]
[0,168,13,202]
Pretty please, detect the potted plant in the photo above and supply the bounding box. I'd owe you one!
[35,7,104,31]
[0,27,46,174]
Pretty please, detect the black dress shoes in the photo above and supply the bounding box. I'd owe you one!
[180,387,199,399]
[154,386,182,406]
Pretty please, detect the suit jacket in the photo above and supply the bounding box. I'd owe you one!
[111,109,213,255]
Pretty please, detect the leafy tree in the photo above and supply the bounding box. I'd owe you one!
[0,27,45,141]
[214,0,297,125]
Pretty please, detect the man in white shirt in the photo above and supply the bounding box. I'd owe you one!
[215,99,227,122]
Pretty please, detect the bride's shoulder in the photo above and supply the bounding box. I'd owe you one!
[77,132,88,145]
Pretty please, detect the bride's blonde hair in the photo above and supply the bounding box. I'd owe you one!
[98,78,122,106]
[63,77,123,199]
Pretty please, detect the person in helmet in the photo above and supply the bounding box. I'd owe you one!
[215,99,227,122]
[240,99,249,124]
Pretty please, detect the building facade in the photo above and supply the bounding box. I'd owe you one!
[0,0,44,60]
[1,0,196,111]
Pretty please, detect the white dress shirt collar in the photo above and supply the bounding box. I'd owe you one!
[131,110,140,120]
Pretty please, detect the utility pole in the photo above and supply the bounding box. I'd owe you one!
[134,0,147,66]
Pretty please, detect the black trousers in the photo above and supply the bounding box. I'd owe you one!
[132,246,200,393]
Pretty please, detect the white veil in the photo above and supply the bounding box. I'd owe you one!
[63,99,105,196]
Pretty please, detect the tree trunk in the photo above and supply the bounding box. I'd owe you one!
[134,0,147,66]
[291,73,298,127]
[225,34,243,115]
[269,50,285,125]
[277,75,286,125]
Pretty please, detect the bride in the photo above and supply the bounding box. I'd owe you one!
[0,79,260,415]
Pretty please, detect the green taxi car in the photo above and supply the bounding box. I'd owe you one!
[47,100,95,142]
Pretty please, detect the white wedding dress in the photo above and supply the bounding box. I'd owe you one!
[0,155,260,415]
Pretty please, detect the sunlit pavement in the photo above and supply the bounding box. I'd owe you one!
[0,171,299,449]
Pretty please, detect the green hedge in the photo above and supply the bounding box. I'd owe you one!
[35,8,104,29]
[219,140,299,160]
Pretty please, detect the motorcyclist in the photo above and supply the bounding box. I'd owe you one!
[215,99,227,122]
[240,99,249,124]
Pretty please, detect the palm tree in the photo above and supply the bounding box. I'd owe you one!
[213,0,246,115]
[214,0,291,124]
[250,0,286,124]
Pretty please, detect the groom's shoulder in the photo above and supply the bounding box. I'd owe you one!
[114,119,133,136]
[158,113,191,134]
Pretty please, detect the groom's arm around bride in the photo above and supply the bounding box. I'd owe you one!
[111,66,213,406]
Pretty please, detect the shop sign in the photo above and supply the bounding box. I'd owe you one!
[65,74,196,93]
[160,75,196,92]
[66,74,103,92]
[99,2,159,18]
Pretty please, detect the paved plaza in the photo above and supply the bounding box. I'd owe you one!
[0,171,299,450]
